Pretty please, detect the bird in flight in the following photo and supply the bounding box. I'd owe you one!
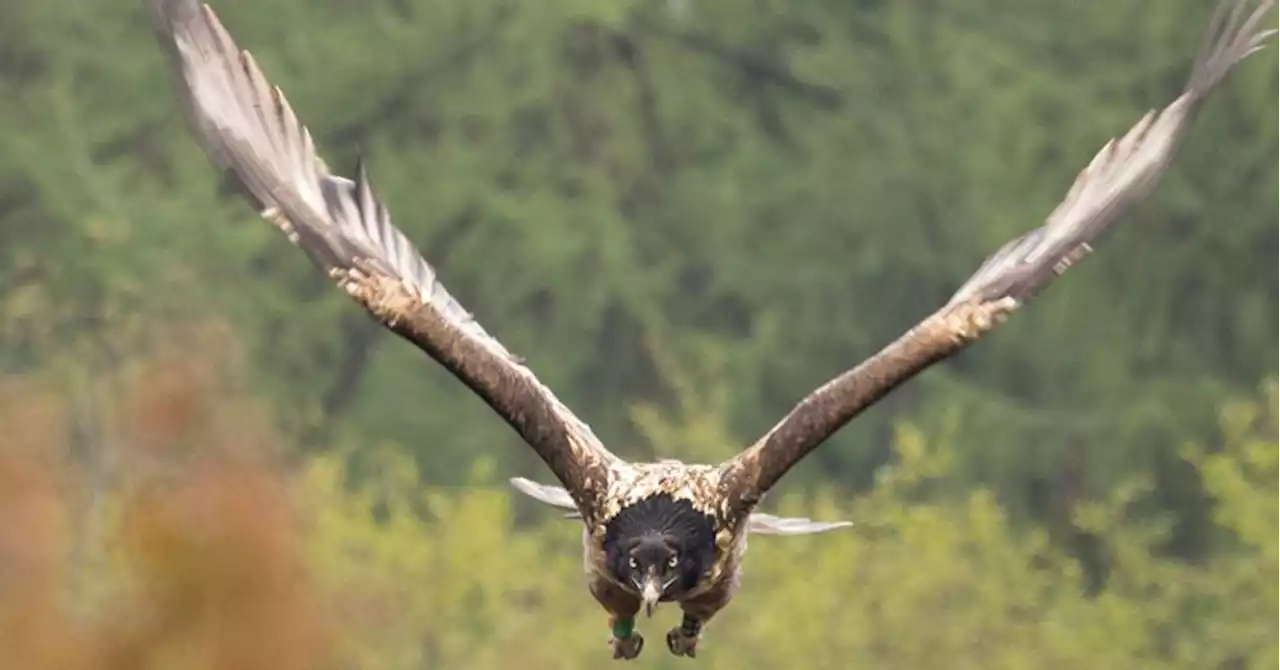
[147,0,1274,660]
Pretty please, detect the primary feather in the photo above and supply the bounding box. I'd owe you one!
[718,0,1277,510]
[148,0,621,513]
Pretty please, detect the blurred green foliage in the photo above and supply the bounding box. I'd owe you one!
[0,0,1275,666]
[0,333,1272,668]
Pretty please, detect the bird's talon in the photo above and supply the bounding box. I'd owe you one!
[666,627,699,658]
[611,631,644,660]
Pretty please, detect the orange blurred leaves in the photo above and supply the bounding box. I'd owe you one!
[0,320,330,670]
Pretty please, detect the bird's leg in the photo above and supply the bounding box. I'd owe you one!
[590,577,644,660]
[665,613,703,658]
[609,614,644,660]
[668,582,733,658]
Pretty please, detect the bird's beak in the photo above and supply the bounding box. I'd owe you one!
[641,572,662,618]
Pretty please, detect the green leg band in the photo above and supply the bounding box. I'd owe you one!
[612,617,635,640]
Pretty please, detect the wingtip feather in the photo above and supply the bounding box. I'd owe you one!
[151,0,622,506]
[1187,0,1277,97]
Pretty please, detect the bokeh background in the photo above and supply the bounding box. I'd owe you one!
[0,0,1276,668]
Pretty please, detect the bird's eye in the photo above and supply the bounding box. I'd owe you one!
[628,557,638,569]
[667,556,679,569]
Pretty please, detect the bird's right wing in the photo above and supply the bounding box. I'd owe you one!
[149,0,622,513]
[716,0,1276,513]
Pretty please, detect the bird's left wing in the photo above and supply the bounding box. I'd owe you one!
[148,0,623,514]
[717,0,1276,512]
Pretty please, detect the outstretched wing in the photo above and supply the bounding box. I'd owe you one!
[717,0,1276,511]
[149,0,622,513]
[511,478,853,534]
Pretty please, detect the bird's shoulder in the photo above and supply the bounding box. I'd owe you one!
[592,459,730,527]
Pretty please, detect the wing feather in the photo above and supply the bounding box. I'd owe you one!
[745,513,853,536]
[718,0,1275,510]
[510,477,580,510]
[149,0,621,512]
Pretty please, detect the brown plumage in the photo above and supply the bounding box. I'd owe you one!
[147,0,1274,660]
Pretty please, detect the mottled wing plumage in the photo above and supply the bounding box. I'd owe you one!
[149,0,621,514]
[513,462,727,529]
[601,461,727,527]
[511,477,852,534]
[717,0,1276,512]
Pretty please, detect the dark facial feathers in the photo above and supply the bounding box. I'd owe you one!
[603,494,717,598]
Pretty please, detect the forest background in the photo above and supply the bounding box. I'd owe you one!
[0,0,1275,668]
